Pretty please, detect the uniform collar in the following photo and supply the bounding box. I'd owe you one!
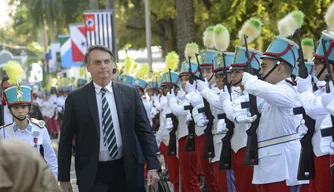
[93,81,113,94]
[12,119,33,133]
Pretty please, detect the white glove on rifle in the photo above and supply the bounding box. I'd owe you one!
[177,88,185,99]
[216,119,228,134]
[166,118,173,130]
[197,79,210,92]
[166,89,176,102]
[185,81,196,93]
[235,114,257,124]
[321,81,334,108]
[296,119,308,137]
[242,72,258,86]
[320,136,334,155]
[296,75,312,93]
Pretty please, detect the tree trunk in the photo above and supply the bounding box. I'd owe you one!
[176,0,196,69]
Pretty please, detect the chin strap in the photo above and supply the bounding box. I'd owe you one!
[207,73,215,82]
[316,64,327,79]
[232,79,242,87]
[261,62,280,81]
[11,114,27,121]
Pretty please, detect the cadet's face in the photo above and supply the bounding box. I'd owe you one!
[259,58,280,84]
[146,89,153,97]
[180,76,189,91]
[231,70,244,86]
[201,68,215,85]
[215,73,224,90]
[86,50,115,82]
[162,86,169,96]
[11,105,29,119]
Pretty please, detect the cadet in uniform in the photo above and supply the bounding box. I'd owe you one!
[0,83,58,178]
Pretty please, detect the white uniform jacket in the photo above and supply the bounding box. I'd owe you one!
[244,79,307,186]
[298,86,328,157]
[168,96,191,140]
[0,119,58,178]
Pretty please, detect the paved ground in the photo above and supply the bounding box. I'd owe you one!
[51,139,173,192]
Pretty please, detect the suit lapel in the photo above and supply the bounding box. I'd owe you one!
[112,82,124,131]
[86,82,100,137]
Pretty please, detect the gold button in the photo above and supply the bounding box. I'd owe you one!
[267,152,270,155]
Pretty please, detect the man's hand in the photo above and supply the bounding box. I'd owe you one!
[242,72,258,86]
[235,114,257,124]
[60,181,73,192]
[197,79,210,92]
[185,81,196,93]
[147,170,160,187]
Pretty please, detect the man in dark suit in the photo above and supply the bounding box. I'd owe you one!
[58,45,161,192]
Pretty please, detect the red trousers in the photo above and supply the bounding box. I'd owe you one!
[309,154,333,192]
[195,135,219,192]
[232,147,256,192]
[179,137,201,192]
[256,181,309,192]
[159,143,183,192]
[44,116,59,134]
[212,162,236,192]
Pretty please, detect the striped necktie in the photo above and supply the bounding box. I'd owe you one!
[101,88,118,158]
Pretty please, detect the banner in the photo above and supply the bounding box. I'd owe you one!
[69,24,87,62]
[83,11,113,51]
[58,35,83,68]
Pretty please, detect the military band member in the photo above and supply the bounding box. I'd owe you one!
[1,76,14,125]
[240,33,309,191]
[167,61,202,192]
[220,46,262,192]
[0,83,58,178]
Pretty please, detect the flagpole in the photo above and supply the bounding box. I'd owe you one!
[144,0,152,69]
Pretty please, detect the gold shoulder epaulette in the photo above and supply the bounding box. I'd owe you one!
[30,118,45,128]
[0,122,13,130]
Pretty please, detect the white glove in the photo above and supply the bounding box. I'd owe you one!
[296,120,308,136]
[197,79,210,92]
[235,114,257,124]
[296,75,312,93]
[321,81,334,108]
[185,81,196,93]
[150,107,159,118]
[166,89,176,102]
[320,136,334,155]
[219,86,230,103]
[242,72,258,86]
[185,112,192,125]
[177,88,185,99]
[57,107,63,113]
[197,119,209,127]
[313,76,326,88]
[192,107,208,127]
[217,119,228,134]
[327,100,334,116]
[186,92,203,106]
[166,118,173,130]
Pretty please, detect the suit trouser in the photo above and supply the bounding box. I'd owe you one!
[256,181,309,192]
[159,142,183,192]
[309,154,333,192]
[212,162,236,192]
[232,147,256,192]
[178,136,201,192]
[195,135,219,192]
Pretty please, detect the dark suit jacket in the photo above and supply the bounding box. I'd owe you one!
[58,81,160,191]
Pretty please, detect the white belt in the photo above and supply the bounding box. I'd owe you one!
[211,129,227,135]
[258,133,301,149]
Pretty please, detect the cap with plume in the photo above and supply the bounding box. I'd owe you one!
[135,64,150,79]
[213,24,230,51]
[164,51,179,71]
[325,2,334,31]
[203,26,215,48]
[301,38,314,61]
[51,78,58,87]
[238,18,262,45]
[185,43,199,61]
[3,61,24,84]
[278,10,304,37]
[79,67,86,77]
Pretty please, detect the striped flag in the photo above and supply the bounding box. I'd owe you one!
[83,11,113,51]
[69,24,87,62]
[59,35,83,68]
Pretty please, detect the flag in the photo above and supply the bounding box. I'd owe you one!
[50,42,60,72]
[69,24,87,62]
[84,11,113,51]
[59,35,83,68]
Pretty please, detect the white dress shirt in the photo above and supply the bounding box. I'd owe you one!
[93,81,123,161]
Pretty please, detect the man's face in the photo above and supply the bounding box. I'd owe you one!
[10,105,29,119]
[86,50,115,82]
[231,69,244,86]
[200,68,215,85]
[180,75,189,91]
[2,80,13,91]
[259,58,281,84]
[162,86,169,96]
